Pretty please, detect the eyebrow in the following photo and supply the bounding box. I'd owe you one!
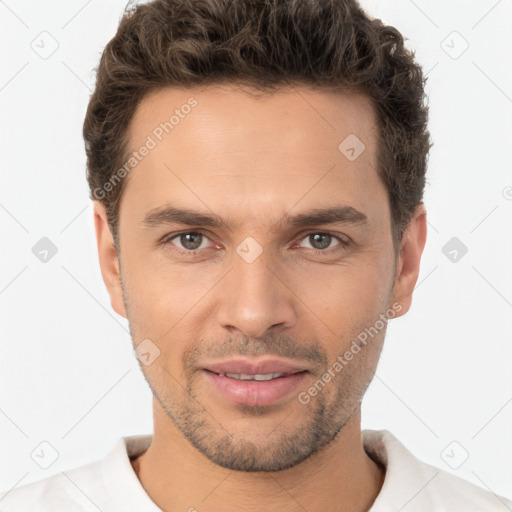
[141,205,369,231]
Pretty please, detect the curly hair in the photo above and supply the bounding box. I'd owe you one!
[83,0,432,255]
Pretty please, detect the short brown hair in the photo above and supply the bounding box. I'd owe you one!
[83,0,432,255]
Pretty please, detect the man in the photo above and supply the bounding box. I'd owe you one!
[1,0,511,510]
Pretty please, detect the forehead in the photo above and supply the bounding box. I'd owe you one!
[129,83,377,155]
[119,84,386,229]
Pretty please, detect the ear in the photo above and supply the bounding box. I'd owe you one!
[389,203,427,317]
[93,201,127,318]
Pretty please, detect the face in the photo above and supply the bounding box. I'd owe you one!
[94,84,426,472]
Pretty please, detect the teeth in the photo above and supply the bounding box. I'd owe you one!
[220,372,287,381]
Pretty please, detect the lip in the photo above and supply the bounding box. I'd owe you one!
[203,369,308,406]
[202,357,308,376]
[201,357,310,407]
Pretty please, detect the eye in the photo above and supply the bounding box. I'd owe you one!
[297,232,349,252]
[163,231,213,253]
[160,230,350,256]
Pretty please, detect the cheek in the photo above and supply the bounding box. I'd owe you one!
[295,259,389,323]
[122,253,219,354]
[291,257,392,370]
[124,245,200,308]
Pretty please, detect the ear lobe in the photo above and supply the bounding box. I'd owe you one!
[389,204,428,317]
[93,201,127,318]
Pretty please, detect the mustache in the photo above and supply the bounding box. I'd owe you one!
[182,334,327,369]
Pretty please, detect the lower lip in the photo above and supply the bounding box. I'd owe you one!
[203,370,308,407]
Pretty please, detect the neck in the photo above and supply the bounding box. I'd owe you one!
[131,399,385,512]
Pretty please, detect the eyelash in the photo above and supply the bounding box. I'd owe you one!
[160,230,350,256]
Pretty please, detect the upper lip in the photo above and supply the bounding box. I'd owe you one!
[202,358,309,375]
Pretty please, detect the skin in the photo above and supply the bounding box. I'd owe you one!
[94,83,427,512]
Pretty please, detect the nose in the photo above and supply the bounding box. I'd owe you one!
[216,244,298,339]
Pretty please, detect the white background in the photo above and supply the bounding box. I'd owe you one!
[1,0,511,505]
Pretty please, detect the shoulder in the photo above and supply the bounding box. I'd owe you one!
[0,435,154,512]
[363,429,512,512]
[0,458,105,512]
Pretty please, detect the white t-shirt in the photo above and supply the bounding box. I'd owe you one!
[1,429,510,511]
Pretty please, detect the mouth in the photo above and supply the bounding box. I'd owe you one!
[201,358,309,407]
[212,371,301,381]
[202,357,309,376]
